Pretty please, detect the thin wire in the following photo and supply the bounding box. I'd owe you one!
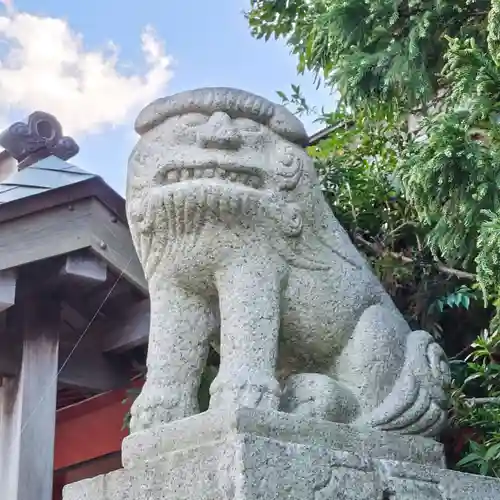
[20,255,134,437]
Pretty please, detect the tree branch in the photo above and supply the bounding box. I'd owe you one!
[435,259,476,280]
[354,234,476,280]
[465,397,500,405]
[450,344,473,361]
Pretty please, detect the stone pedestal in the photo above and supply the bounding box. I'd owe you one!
[63,409,500,499]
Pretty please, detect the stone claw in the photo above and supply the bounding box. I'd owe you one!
[129,382,198,433]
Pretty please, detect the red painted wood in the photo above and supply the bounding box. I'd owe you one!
[53,453,122,499]
[54,380,143,471]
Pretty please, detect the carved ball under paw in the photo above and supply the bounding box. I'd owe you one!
[209,372,281,411]
[280,373,360,423]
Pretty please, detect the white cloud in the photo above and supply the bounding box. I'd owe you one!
[0,9,173,136]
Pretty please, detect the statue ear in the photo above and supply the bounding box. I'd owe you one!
[269,143,304,191]
[268,193,367,272]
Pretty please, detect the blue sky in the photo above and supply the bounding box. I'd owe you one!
[1,1,334,193]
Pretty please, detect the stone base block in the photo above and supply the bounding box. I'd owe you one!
[63,409,500,500]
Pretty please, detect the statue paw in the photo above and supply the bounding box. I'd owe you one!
[129,381,197,432]
[354,330,450,437]
[281,373,359,423]
[209,372,281,412]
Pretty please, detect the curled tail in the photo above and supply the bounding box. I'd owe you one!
[355,330,450,437]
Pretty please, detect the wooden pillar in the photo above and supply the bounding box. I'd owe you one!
[0,269,16,312]
[0,299,60,500]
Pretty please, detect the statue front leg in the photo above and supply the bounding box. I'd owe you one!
[129,284,213,433]
[210,257,284,411]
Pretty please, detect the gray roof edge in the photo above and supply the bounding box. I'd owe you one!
[0,175,126,225]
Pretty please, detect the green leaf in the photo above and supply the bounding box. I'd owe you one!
[457,453,482,466]
[470,441,485,454]
[463,295,471,309]
[480,460,491,475]
[276,90,287,101]
[464,372,485,386]
[484,443,500,461]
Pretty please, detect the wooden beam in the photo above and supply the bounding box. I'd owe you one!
[0,269,16,312]
[57,347,130,392]
[101,299,150,353]
[60,302,90,336]
[59,253,107,286]
[0,298,59,500]
[87,198,148,295]
[0,198,147,295]
[0,201,97,273]
[0,177,126,226]
[0,331,130,392]
[0,338,20,375]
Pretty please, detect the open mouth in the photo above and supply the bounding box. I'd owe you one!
[156,164,263,189]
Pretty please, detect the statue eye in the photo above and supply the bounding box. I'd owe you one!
[177,113,209,127]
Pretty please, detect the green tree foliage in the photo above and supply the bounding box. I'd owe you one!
[248,0,489,111]
[450,329,500,477]
[248,0,500,477]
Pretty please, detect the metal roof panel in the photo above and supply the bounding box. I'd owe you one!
[0,185,47,203]
[3,164,92,190]
[0,156,96,205]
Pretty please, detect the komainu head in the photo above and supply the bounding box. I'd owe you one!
[126,87,360,277]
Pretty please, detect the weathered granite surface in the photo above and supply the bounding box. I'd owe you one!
[121,408,446,470]
[64,409,500,500]
[125,87,450,438]
[62,88,500,499]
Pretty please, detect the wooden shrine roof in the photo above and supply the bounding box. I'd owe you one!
[0,153,148,408]
[0,156,95,205]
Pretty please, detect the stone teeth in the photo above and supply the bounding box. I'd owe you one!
[216,167,227,179]
[206,192,217,214]
[241,194,251,216]
[249,176,261,188]
[166,170,179,183]
[219,197,230,215]
[229,196,240,213]
[163,166,260,188]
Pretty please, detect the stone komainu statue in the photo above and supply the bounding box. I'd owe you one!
[126,87,450,437]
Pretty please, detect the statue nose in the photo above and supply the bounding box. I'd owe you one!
[197,112,243,150]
